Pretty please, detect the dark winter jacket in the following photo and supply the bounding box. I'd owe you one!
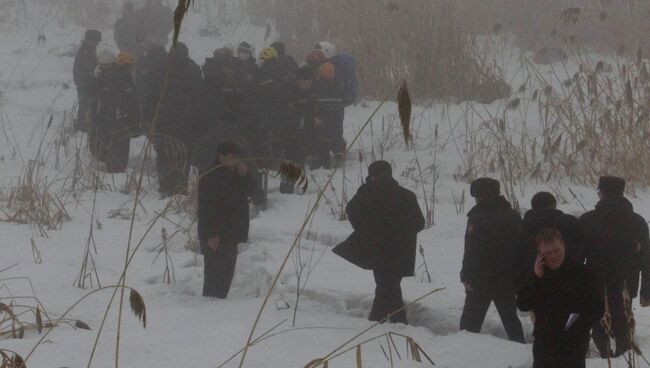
[193,123,266,207]
[519,208,581,286]
[286,85,317,136]
[198,165,256,248]
[517,261,604,367]
[158,47,204,142]
[114,12,141,54]
[342,177,425,277]
[219,66,257,128]
[461,195,522,293]
[277,54,299,74]
[254,59,295,132]
[73,40,98,93]
[314,79,344,125]
[93,64,140,138]
[579,196,650,299]
[135,44,167,126]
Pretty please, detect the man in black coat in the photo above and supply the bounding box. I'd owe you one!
[518,192,581,286]
[460,178,525,343]
[254,48,295,162]
[73,30,101,133]
[517,229,603,368]
[198,141,256,298]
[579,176,650,358]
[155,42,204,197]
[91,53,139,173]
[341,161,425,324]
[270,41,299,74]
[113,1,141,55]
[135,42,166,129]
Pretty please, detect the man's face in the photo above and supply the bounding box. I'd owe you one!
[218,153,239,168]
[538,238,566,270]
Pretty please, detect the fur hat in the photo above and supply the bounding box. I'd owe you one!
[598,176,626,197]
[531,191,557,209]
[470,178,500,198]
[367,160,392,179]
[270,41,286,56]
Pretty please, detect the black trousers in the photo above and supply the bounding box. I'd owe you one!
[460,289,525,343]
[368,267,407,324]
[591,285,630,357]
[202,242,238,298]
[533,336,589,368]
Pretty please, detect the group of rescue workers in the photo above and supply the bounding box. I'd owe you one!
[72,0,358,200]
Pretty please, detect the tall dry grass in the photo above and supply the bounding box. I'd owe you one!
[277,0,509,103]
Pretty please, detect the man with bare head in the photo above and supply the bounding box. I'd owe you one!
[517,229,603,368]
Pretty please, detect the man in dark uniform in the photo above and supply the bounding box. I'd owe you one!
[198,141,256,298]
[270,41,299,73]
[339,161,425,324]
[518,191,581,286]
[460,178,525,343]
[579,176,650,358]
[73,29,101,133]
[517,229,603,368]
[280,66,317,193]
[91,51,139,173]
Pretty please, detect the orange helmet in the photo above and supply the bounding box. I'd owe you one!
[318,62,336,80]
[116,51,136,65]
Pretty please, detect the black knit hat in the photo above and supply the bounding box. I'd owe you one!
[217,140,242,155]
[367,160,392,178]
[84,30,102,43]
[270,41,286,56]
[470,178,500,198]
[531,191,557,209]
[598,176,625,197]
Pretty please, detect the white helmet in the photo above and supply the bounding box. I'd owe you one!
[315,41,336,59]
[97,49,116,64]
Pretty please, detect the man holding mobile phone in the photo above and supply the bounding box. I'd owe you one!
[517,229,603,368]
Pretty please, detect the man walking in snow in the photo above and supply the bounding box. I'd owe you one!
[336,160,425,324]
[517,229,603,368]
[198,141,256,298]
[460,178,525,343]
[579,176,650,358]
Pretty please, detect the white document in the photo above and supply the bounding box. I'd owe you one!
[565,313,580,331]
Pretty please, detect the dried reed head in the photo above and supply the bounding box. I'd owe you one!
[278,161,308,192]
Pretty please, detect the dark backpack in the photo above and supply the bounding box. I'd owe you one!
[330,53,359,107]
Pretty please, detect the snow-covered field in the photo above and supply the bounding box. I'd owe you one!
[3,5,650,368]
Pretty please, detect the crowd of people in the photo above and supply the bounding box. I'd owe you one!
[70,2,650,367]
[338,173,650,367]
[72,0,359,199]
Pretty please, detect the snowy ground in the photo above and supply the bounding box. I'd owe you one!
[2,6,650,368]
